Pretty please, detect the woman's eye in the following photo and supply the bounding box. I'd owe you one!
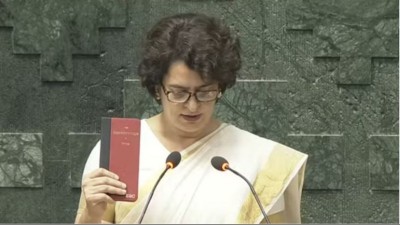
[172,92,187,97]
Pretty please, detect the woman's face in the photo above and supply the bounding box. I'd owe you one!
[159,61,220,136]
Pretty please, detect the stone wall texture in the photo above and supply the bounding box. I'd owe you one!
[0,0,398,223]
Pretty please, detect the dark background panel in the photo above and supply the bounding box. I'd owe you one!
[0,0,398,223]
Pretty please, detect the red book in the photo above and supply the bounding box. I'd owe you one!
[100,117,140,202]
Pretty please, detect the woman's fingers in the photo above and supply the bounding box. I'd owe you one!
[81,167,127,217]
[82,168,127,208]
[78,168,124,222]
[86,184,127,196]
[83,176,126,190]
[85,168,119,180]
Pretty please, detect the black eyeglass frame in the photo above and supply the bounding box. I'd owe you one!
[160,84,221,103]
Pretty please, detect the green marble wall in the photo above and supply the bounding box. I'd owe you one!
[0,0,398,223]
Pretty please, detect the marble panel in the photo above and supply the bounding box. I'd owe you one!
[0,133,43,187]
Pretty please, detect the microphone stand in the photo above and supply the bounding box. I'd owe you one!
[227,168,271,224]
[138,166,170,224]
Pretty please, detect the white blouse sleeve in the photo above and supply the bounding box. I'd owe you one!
[81,140,101,181]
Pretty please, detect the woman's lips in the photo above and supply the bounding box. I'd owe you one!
[181,114,201,122]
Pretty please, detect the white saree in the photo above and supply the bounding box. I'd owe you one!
[77,119,308,224]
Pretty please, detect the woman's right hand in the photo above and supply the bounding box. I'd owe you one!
[80,168,127,222]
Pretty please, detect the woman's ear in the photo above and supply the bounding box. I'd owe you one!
[154,86,161,100]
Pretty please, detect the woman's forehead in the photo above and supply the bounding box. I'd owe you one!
[163,62,217,87]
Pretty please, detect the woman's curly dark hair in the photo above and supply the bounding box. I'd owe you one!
[138,13,241,99]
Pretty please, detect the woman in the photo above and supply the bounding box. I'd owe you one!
[75,13,307,224]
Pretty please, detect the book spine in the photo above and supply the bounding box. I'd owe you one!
[100,117,111,169]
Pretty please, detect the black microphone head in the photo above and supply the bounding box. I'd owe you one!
[211,156,229,171]
[166,151,181,169]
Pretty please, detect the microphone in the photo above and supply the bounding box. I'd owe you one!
[211,156,270,224]
[138,151,182,224]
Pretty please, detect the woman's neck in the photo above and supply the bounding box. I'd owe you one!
[147,114,221,151]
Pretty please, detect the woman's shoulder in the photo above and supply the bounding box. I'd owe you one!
[222,123,275,145]
[222,123,307,158]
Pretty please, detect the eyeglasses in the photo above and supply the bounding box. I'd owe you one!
[161,85,221,103]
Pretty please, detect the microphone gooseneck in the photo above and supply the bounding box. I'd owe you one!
[138,151,182,224]
[210,156,270,224]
